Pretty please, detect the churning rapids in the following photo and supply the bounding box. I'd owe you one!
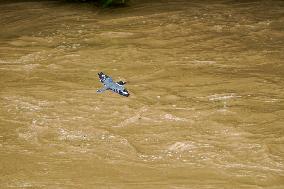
[0,0,283,188]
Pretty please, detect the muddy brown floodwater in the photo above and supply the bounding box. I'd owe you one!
[0,0,284,188]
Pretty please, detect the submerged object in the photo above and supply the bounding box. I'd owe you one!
[97,72,129,97]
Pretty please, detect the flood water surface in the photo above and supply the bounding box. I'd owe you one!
[0,0,284,188]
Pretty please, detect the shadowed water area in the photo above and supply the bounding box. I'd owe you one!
[0,0,284,188]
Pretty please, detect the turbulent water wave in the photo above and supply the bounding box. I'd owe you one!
[0,0,283,188]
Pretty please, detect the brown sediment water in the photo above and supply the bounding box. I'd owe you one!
[0,0,283,188]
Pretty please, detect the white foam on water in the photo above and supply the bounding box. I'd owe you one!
[162,113,187,122]
[208,93,242,101]
[58,128,89,141]
[168,141,197,152]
